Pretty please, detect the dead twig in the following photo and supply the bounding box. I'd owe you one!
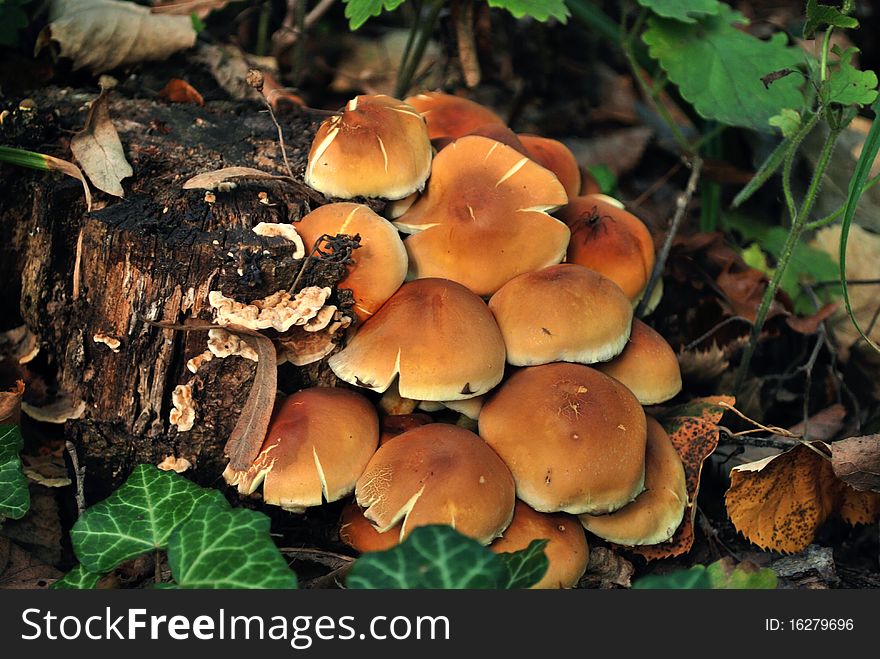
[65,440,86,519]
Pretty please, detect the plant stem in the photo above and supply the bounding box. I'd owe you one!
[805,172,880,230]
[734,125,842,392]
[256,0,271,57]
[780,112,820,224]
[820,27,834,83]
[395,0,442,98]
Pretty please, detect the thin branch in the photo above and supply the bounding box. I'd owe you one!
[65,440,86,519]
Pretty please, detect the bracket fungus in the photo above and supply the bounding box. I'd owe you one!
[304,94,432,200]
[480,362,647,515]
[560,194,656,305]
[404,91,506,140]
[355,423,516,544]
[393,135,569,296]
[209,286,332,332]
[328,278,506,401]
[296,203,407,324]
[579,416,687,546]
[488,263,633,366]
[595,319,682,405]
[490,500,589,589]
[224,387,379,512]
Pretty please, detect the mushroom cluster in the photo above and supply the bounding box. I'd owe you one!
[218,92,687,588]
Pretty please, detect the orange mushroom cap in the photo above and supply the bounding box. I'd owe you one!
[328,278,506,401]
[296,203,407,324]
[305,94,432,200]
[434,123,528,154]
[404,91,506,140]
[595,319,682,405]
[394,136,569,296]
[339,502,400,553]
[519,134,582,198]
[560,194,655,303]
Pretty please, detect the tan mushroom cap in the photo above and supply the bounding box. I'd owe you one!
[488,263,633,366]
[560,194,655,303]
[394,136,569,296]
[297,203,407,324]
[479,362,647,515]
[490,500,589,589]
[339,502,400,553]
[225,387,379,512]
[355,423,516,544]
[595,319,682,404]
[404,91,506,140]
[579,416,686,545]
[328,278,506,401]
[434,123,528,154]
[305,94,432,200]
[519,134,582,198]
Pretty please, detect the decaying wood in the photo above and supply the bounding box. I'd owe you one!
[0,84,353,499]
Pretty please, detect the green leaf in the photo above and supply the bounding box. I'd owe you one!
[705,560,777,589]
[633,565,712,589]
[0,425,30,521]
[825,46,879,107]
[342,0,406,30]
[497,539,549,588]
[642,6,806,132]
[0,0,28,47]
[70,464,228,574]
[840,98,880,353]
[486,0,569,23]
[635,0,721,23]
[769,108,802,137]
[585,163,617,195]
[167,506,297,589]
[51,564,102,590]
[347,525,507,589]
[803,0,858,39]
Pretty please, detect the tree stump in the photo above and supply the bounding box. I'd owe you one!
[1,86,350,500]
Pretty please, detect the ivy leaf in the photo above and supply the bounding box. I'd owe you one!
[825,46,879,107]
[0,425,30,521]
[497,539,549,588]
[486,0,569,23]
[633,559,777,588]
[768,108,802,137]
[70,464,228,574]
[51,564,102,590]
[803,0,858,39]
[342,0,406,30]
[166,506,298,589]
[642,6,806,132]
[635,0,721,24]
[633,565,711,589]
[347,525,507,589]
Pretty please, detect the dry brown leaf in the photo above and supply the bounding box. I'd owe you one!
[626,395,732,561]
[222,326,277,472]
[38,0,196,74]
[183,166,290,190]
[0,380,24,426]
[831,435,880,492]
[726,442,880,553]
[70,89,133,197]
[158,78,205,106]
[151,0,244,18]
[577,547,634,589]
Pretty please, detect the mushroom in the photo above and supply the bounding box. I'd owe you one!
[383,191,419,220]
[488,263,633,366]
[559,194,655,305]
[355,423,516,544]
[404,91,506,140]
[328,278,506,401]
[579,416,686,545]
[519,134,582,198]
[304,94,432,200]
[479,362,647,515]
[339,502,400,553]
[296,203,407,324]
[433,123,528,154]
[595,319,682,404]
[224,387,379,512]
[490,500,589,589]
[418,394,485,420]
[394,136,569,296]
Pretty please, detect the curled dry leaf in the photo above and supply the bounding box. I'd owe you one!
[577,547,634,589]
[151,0,245,19]
[70,89,133,197]
[625,395,732,561]
[39,0,196,74]
[183,166,292,190]
[831,435,880,493]
[158,78,205,106]
[726,442,880,553]
[0,380,25,426]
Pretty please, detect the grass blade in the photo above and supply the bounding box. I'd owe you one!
[0,146,92,211]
